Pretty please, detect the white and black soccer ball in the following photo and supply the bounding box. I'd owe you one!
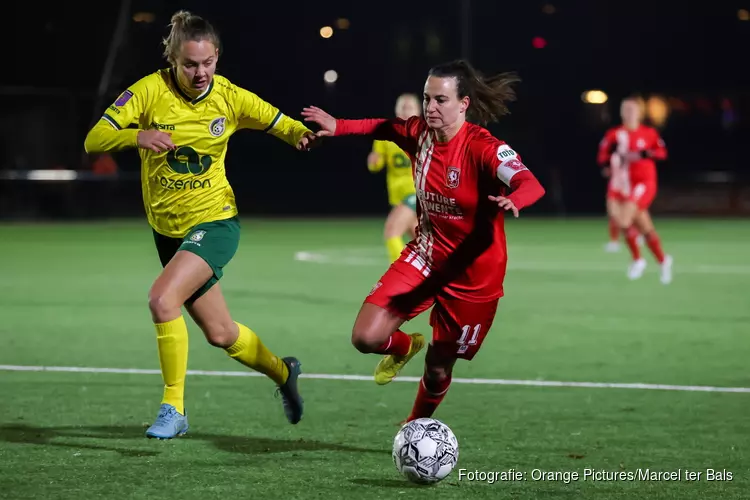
[392,418,459,484]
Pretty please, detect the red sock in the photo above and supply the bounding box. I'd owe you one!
[645,231,665,263]
[624,226,641,260]
[407,375,452,421]
[608,217,619,241]
[373,330,411,356]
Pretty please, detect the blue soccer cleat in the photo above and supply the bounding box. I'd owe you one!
[145,404,189,439]
[276,357,304,424]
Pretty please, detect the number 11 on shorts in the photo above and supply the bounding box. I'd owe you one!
[457,324,481,354]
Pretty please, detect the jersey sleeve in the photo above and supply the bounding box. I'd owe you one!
[84,75,155,153]
[647,130,668,160]
[476,137,544,210]
[335,116,421,155]
[477,139,529,187]
[234,87,312,147]
[101,75,154,130]
[597,129,616,167]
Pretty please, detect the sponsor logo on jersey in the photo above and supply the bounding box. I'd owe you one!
[115,90,133,107]
[446,166,460,188]
[496,144,517,160]
[158,176,212,191]
[209,116,226,137]
[152,121,176,131]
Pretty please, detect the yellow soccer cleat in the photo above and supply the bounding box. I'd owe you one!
[374,333,425,385]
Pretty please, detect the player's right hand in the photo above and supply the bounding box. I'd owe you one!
[137,130,176,153]
[367,152,382,168]
[301,106,337,137]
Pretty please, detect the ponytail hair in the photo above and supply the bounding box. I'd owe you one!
[162,10,221,66]
[428,60,520,126]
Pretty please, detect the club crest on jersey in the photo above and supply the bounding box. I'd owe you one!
[503,159,526,171]
[209,117,226,137]
[446,166,460,188]
[190,230,206,242]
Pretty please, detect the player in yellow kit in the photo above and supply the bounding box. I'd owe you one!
[84,10,313,439]
[368,94,421,262]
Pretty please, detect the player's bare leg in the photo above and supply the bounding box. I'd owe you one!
[186,284,304,424]
[605,198,622,252]
[352,303,425,385]
[617,201,647,280]
[384,203,417,263]
[634,210,672,284]
[146,250,214,438]
[149,250,213,324]
[406,344,458,422]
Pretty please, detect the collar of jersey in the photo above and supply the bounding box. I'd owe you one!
[169,68,214,105]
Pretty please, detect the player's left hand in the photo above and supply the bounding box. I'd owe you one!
[301,106,337,137]
[297,132,319,151]
[488,195,519,218]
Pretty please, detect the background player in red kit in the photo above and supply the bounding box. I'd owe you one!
[302,60,545,422]
[598,116,643,253]
[600,97,673,283]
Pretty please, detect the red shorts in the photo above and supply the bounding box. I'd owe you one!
[627,178,657,210]
[365,257,500,360]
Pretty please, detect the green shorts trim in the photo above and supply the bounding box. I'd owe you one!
[401,193,417,212]
[152,216,240,304]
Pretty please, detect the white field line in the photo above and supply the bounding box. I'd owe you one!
[293,250,750,275]
[0,365,747,393]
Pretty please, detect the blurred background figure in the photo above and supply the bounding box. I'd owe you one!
[367,93,421,262]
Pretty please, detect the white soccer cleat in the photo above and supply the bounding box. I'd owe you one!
[660,255,673,284]
[604,241,620,253]
[628,258,647,280]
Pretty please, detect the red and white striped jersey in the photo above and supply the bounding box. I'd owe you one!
[335,116,544,302]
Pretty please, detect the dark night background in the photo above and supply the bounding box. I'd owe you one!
[2,0,748,218]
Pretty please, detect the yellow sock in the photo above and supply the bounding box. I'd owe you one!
[385,236,405,263]
[225,322,289,385]
[155,316,189,415]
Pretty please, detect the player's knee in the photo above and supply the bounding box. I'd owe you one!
[351,325,383,353]
[148,291,180,323]
[383,218,400,239]
[202,321,237,348]
[425,364,452,383]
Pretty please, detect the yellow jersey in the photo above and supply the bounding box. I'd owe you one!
[84,68,311,238]
[369,140,415,207]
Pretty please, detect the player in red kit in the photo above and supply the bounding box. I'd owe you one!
[598,124,643,252]
[302,60,545,422]
[600,97,672,283]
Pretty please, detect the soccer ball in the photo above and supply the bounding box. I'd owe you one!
[392,418,459,484]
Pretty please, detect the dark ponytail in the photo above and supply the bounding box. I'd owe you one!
[428,60,520,126]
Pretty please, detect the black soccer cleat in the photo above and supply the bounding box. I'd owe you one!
[276,357,304,424]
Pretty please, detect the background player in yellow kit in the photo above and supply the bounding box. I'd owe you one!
[83,10,314,439]
[367,93,421,262]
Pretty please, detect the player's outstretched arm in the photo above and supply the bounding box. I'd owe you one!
[234,88,316,151]
[301,106,414,142]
